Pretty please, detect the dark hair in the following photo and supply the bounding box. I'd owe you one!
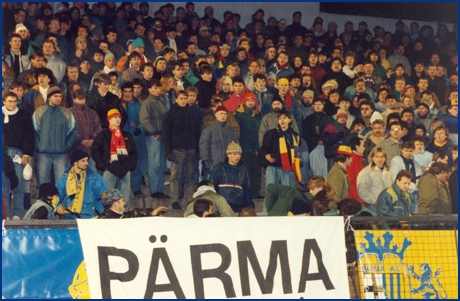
[121,82,134,91]
[349,136,363,152]
[401,108,415,118]
[402,141,415,150]
[253,73,266,82]
[429,162,449,176]
[334,153,350,163]
[193,199,213,217]
[128,51,141,61]
[232,76,244,85]
[396,170,413,181]
[338,198,362,216]
[147,79,162,89]
[72,88,86,100]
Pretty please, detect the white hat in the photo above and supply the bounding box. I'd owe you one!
[15,23,27,33]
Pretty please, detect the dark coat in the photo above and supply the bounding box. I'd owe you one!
[86,87,127,129]
[91,129,138,178]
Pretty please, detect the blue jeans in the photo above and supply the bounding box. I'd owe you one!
[130,137,147,192]
[265,166,296,188]
[36,153,69,186]
[145,136,166,194]
[170,149,196,203]
[300,150,310,185]
[2,147,24,218]
[103,170,131,209]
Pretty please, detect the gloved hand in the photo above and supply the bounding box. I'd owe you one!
[166,153,174,162]
[133,128,141,136]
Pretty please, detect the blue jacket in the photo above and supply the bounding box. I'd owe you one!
[210,159,254,212]
[253,87,274,116]
[122,99,145,143]
[56,166,108,219]
[32,104,78,154]
[377,183,412,217]
[266,63,294,81]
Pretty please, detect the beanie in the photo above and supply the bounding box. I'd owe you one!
[226,141,242,154]
[70,149,89,165]
[107,108,122,121]
[336,109,348,119]
[302,89,315,98]
[321,79,338,90]
[47,86,62,99]
[277,78,289,85]
[104,52,115,64]
[244,92,256,102]
[214,106,227,114]
[418,102,430,111]
[101,188,124,207]
[132,37,145,49]
[38,183,59,199]
[15,23,27,33]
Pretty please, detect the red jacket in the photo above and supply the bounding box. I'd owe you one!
[347,151,364,204]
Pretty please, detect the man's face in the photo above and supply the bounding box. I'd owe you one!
[75,157,89,172]
[303,95,313,106]
[372,123,385,137]
[3,96,18,111]
[418,79,428,91]
[277,53,288,65]
[402,112,414,124]
[80,61,91,72]
[430,54,440,65]
[245,99,255,109]
[98,81,109,94]
[108,115,121,128]
[395,67,405,77]
[396,46,405,55]
[401,147,414,159]
[396,176,411,193]
[105,57,115,69]
[427,66,437,77]
[278,114,292,129]
[42,42,55,56]
[133,84,143,97]
[448,105,458,117]
[49,20,60,32]
[414,63,424,74]
[130,56,141,69]
[338,101,350,111]
[363,64,374,75]
[67,67,79,81]
[345,56,354,67]
[176,93,188,107]
[415,128,425,137]
[233,82,244,94]
[153,39,164,50]
[395,80,405,91]
[329,93,339,104]
[271,101,283,112]
[355,140,365,155]
[337,115,347,125]
[254,78,266,90]
[172,65,184,79]
[215,111,227,122]
[38,74,51,87]
[186,44,196,55]
[435,170,449,182]
[187,92,197,104]
[355,81,365,92]
[308,55,318,65]
[48,93,62,106]
[107,32,117,43]
[227,151,242,165]
[201,72,212,82]
[389,125,401,140]
[248,62,259,75]
[313,101,324,112]
[290,78,301,88]
[10,87,24,100]
[331,60,342,72]
[360,105,372,117]
[122,87,133,100]
[142,66,154,80]
[278,81,289,94]
[414,141,424,153]
[135,25,145,37]
[93,53,104,63]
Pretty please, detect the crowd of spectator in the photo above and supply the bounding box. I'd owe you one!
[1,2,457,221]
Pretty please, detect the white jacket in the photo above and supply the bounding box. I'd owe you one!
[357,165,393,205]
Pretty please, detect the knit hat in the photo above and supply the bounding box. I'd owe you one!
[38,183,59,199]
[272,95,283,105]
[418,102,430,111]
[266,72,276,80]
[278,19,287,24]
[277,78,289,85]
[15,23,27,33]
[451,98,458,106]
[199,26,210,34]
[244,92,256,102]
[91,26,103,39]
[321,79,338,90]
[101,188,124,207]
[214,106,227,113]
[104,52,115,64]
[370,111,383,123]
[47,86,62,99]
[126,39,134,48]
[154,56,166,66]
[226,141,242,154]
[107,109,122,121]
[70,149,89,165]
[404,85,415,94]
[132,37,145,49]
[336,109,348,119]
[337,145,353,156]
[75,36,86,46]
[302,90,315,98]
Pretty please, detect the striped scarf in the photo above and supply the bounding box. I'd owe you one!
[278,127,302,183]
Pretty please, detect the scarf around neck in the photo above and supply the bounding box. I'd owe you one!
[66,167,86,214]
[2,106,18,123]
[109,125,128,162]
[278,126,302,183]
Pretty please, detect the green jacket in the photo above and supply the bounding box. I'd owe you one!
[377,183,412,217]
[265,183,313,216]
[327,163,350,201]
[418,173,451,214]
[234,104,262,155]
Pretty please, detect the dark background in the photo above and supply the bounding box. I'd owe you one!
[320,2,458,24]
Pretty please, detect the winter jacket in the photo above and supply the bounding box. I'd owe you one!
[2,109,35,157]
[91,129,138,179]
[183,186,237,217]
[210,159,254,212]
[253,87,274,116]
[200,110,240,138]
[413,150,433,169]
[69,103,101,156]
[234,105,262,155]
[162,103,200,156]
[258,112,299,147]
[121,99,145,143]
[377,183,412,217]
[195,79,217,109]
[223,92,245,113]
[390,156,422,194]
[357,165,394,206]
[265,183,313,216]
[32,104,78,154]
[199,121,238,166]
[303,111,335,152]
[55,166,108,219]
[23,199,54,220]
[418,173,451,214]
[322,121,349,159]
[86,87,127,129]
[266,63,294,81]
[425,138,455,154]
[23,84,69,111]
[369,138,402,165]
[259,126,300,167]
[327,163,350,200]
[139,93,167,136]
[347,152,364,203]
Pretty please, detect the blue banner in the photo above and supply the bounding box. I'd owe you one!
[2,228,84,299]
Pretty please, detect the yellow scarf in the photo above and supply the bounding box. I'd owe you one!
[66,167,86,214]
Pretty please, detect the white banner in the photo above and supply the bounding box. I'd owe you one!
[77,216,350,299]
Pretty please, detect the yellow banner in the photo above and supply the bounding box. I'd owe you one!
[355,230,458,299]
